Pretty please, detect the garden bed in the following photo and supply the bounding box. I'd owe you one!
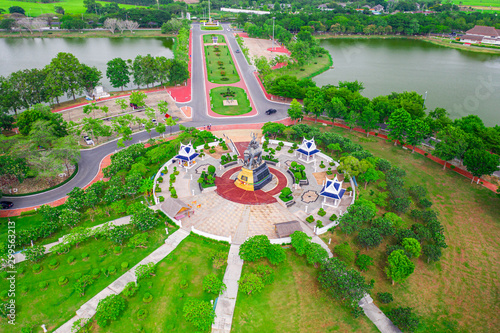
[205,43,240,84]
[209,87,252,116]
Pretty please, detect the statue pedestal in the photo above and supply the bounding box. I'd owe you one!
[235,163,272,191]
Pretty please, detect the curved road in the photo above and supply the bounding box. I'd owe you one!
[4,24,291,209]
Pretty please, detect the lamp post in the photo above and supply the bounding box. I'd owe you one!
[272,17,276,51]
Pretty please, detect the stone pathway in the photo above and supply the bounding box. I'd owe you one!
[359,295,402,333]
[212,244,244,333]
[53,228,190,333]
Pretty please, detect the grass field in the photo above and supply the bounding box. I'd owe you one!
[0,224,174,332]
[97,235,229,332]
[453,0,500,7]
[303,121,500,332]
[274,53,332,80]
[232,249,379,333]
[0,0,139,15]
[203,33,226,44]
[210,87,252,116]
[205,42,240,84]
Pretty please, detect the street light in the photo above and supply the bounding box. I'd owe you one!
[272,17,275,51]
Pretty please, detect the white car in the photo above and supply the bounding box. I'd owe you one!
[83,135,94,145]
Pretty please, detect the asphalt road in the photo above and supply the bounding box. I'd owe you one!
[3,24,291,209]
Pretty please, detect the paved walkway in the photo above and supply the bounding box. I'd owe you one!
[212,244,244,333]
[54,228,190,333]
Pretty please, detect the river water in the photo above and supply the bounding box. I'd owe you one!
[315,38,500,127]
[0,37,174,92]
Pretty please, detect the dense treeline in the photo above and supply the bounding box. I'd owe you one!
[275,79,500,179]
[0,52,188,119]
[238,8,500,36]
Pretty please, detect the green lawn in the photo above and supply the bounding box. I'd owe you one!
[0,223,175,332]
[201,25,223,31]
[449,0,500,7]
[97,235,229,332]
[232,249,379,333]
[274,53,332,80]
[0,196,145,249]
[303,121,500,332]
[0,0,139,15]
[203,34,226,44]
[205,43,240,84]
[210,87,252,116]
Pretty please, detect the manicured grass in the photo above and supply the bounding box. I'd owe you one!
[209,87,252,116]
[205,43,240,84]
[0,197,145,249]
[203,33,226,44]
[0,224,174,332]
[232,249,379,332]
[97,235,229,332]
[0,29,172,38]
[305,122,500,332]
[201,25,223,31]
[0,0,139,15]
[451,0,500,7]
[274,53,332,80]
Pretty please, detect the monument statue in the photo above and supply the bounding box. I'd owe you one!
[235,133,272,191]
[243,133,263,169]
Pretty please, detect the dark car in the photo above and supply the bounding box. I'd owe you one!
[265,108,277,115]
[0,201,14,209]
[235,49,241,53]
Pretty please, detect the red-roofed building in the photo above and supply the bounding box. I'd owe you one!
[460,25,500,45]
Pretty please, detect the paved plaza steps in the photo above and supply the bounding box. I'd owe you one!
[215,176,277,205]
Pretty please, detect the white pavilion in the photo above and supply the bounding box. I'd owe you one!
[319,175,346,208]
[296,137,320,163]
[175,142,199,169]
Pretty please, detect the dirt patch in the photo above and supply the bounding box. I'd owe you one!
[241,37,290,62]
[205,145,232,159]
[0,168,74,195]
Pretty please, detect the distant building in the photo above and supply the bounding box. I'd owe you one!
[220,7,270,15]
[318,4,334,11]
[460,25,500,45]
[373,4,384,12]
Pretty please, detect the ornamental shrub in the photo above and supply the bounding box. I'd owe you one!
[121,262,129,270]
[123,282,139,297]
[74,272,82,280]
[355,254,374,272]
[239,235,270,262]
[48,259,59,270]
[203,274,226,295]
[239,273,264,295]
[98,248,107,256]
[114,246,122,254]
[39,281,49,290]
[58,276,69,286]
[108,266,117,275]
[386,307,420,332]
[329,214,338,221]
[92,268,100,278]
[137,308,148,320]
[95,294,126,327]
[32,264,42,273]
[183,299,215,331]
[306,215,315,223]
[0,290,8,300]
[318,208,326,217]
[377,292,394,304]
[142,292,153,303]
[81,252,89,260]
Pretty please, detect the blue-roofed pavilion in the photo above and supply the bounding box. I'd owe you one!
[175,142,199,169]
[296,137,320,163]
[319,175,346,207]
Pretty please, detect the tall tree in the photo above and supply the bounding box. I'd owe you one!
[387,108,411,146]
[79,64,102,97]
[45,52,83,101]
[405,118,430,153]
[385,250,415,285]
[463,149,499,184]
[326,97,347,124]
[287,99,303,124]
[106,58,130,91]
[434,126,469,170]
[359,106,380,137]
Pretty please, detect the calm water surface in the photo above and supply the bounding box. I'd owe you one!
[315,38,500,126]
[0,37,174,91]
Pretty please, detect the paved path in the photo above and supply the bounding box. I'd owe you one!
[212,244,244,333]
[54,228,190,333]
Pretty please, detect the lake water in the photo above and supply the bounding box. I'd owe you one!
[0,37,174,92]
[315,38,500,127]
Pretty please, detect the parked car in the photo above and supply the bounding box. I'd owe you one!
[0,201,14,209]
[151,119,158,125]
[235,49,241,53]
[265,108,277,115]
[83,135,94,145]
